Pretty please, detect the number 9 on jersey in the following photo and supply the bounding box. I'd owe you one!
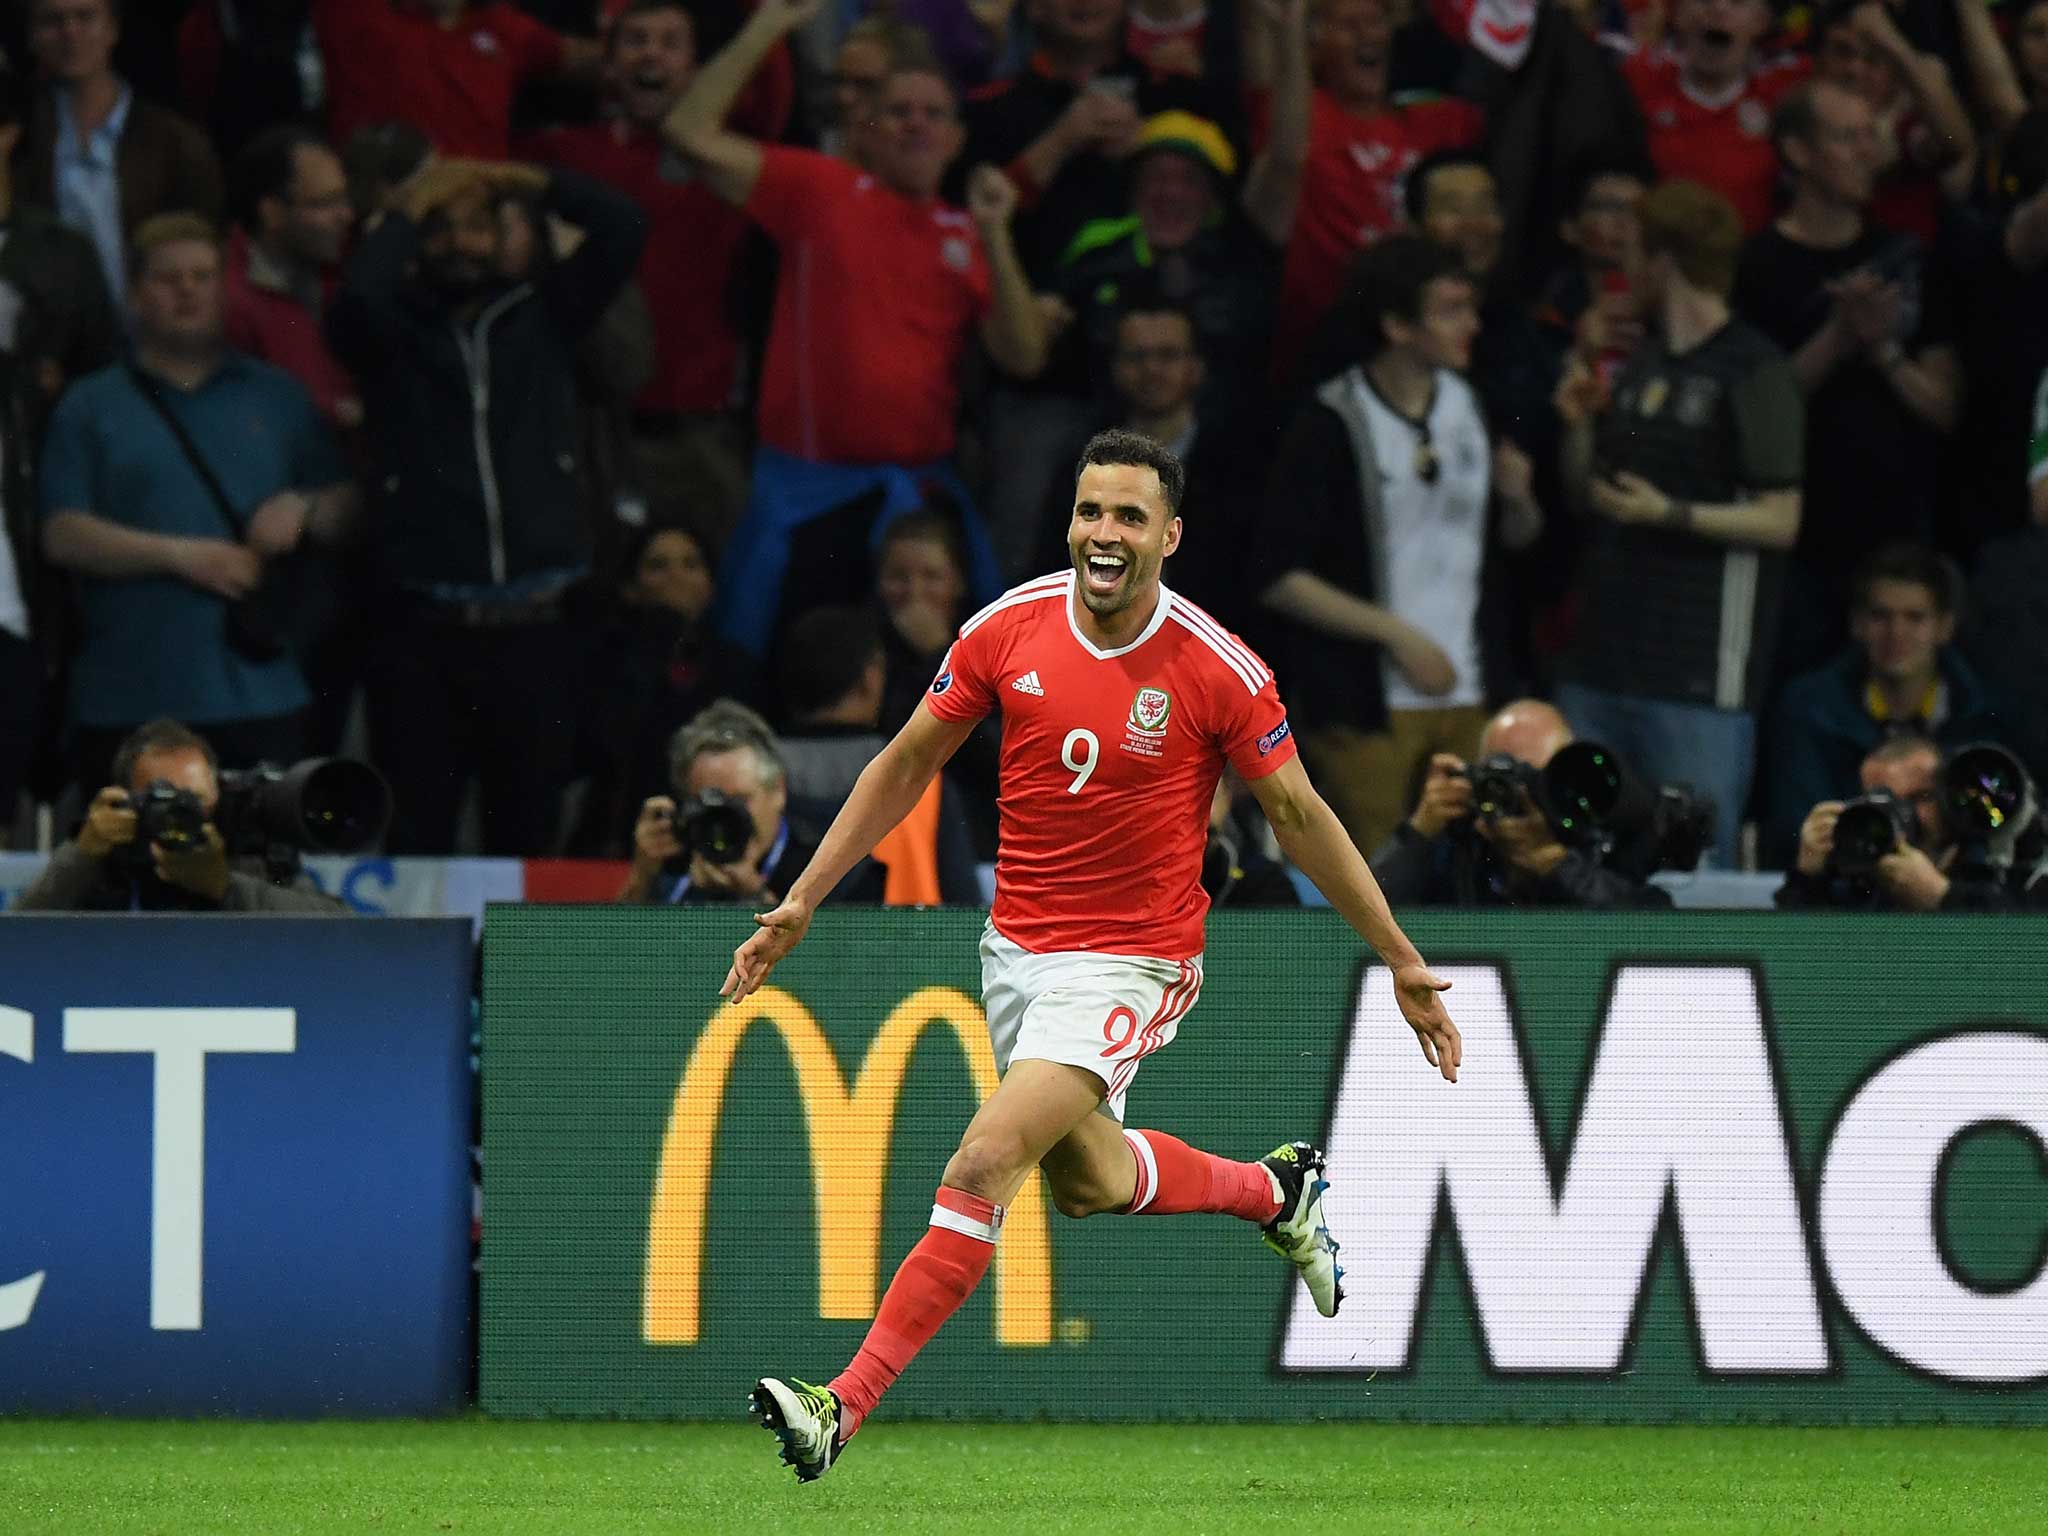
[1061,729,1099,794]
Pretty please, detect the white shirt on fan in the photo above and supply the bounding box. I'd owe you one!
[1350,369,1489,712]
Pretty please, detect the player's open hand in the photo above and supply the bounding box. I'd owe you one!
[721,897,814,1004]
[1392,963,1459,1083]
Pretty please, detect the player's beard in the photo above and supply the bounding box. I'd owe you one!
[1072,544,1155,617]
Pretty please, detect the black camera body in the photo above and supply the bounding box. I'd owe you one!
[670,789,755,867]
[1830,789,1919,878]
[132,781,209,850]
[1457,754,1544,821]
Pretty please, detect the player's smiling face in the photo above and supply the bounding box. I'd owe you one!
[1068,462,1181,618]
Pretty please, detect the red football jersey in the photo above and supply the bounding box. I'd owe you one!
[1625,48,1810,233]
[924,572,1298,960]
[746,148,993,466]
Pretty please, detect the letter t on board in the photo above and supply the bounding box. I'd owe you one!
[64,1009,296,1330]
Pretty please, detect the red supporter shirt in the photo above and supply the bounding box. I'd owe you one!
[527,122,751,416]
[1259,89,1482,383]
[222,229,358,433]
[313,0,565,157]
[746,148,992,466]
[1625,48,1810,232]
[924,571,1298,960]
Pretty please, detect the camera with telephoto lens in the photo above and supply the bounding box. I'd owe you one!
[1541,741,1712,875]
[1829,790,1919,878]
[669,789,755,866]
[123,758,391,881]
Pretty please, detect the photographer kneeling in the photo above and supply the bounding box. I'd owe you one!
[1777,735,2043,911]
[1369,699,1678,908]
[16,720,349,912]
[619,701,883,906]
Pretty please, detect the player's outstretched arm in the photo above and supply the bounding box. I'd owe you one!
[720,703,976,1002]
[1248,757,1461,1082]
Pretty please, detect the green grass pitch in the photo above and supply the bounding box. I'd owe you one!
[3,1418,2042,1535]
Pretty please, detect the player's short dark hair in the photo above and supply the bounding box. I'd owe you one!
[113,719,217,789]
[1340,233,1469,360]
[232,124,330,231]
[1852,542,1964,618]
[1564,149,1653,217]
[1075,428,1187,516]
[1402,147,1493,226]
[778,606,884,720]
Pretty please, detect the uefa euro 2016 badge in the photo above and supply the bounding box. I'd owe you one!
[942,237,971,272]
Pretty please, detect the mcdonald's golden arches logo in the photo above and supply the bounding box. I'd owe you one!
[642,986,1053,1347]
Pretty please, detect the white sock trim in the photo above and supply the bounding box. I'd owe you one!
[928,1203,1000,1243]
[1123,1128,1160,1213]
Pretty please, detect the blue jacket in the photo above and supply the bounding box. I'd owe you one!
[1764,647,2004,866]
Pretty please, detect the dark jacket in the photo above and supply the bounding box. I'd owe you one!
[1764,646,2004,866]
[13,842,346,912]
[17,90,225,235]
[1368,822,1674,909]
[328,168,646,590]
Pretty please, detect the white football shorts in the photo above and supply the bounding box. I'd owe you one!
[979,923,1204,1122]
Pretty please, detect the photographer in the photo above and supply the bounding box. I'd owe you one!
[14,719,344,912]
[618,700,883,906]
[1369,699,1675,909]
[1777,735,2042,911]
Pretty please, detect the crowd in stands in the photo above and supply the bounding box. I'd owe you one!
[0,0,2045,907]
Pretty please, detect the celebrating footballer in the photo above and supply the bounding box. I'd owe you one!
[722,429,1461,1480]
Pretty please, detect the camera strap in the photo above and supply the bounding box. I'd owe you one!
[124,363,248,541]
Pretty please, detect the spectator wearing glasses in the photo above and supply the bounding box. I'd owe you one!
[223,125,359,435]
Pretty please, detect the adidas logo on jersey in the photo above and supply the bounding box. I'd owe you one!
[1010,671,1045,696]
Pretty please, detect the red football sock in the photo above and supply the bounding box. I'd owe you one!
[828,1186,999,1440]
[1121,1128,1283,1222]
